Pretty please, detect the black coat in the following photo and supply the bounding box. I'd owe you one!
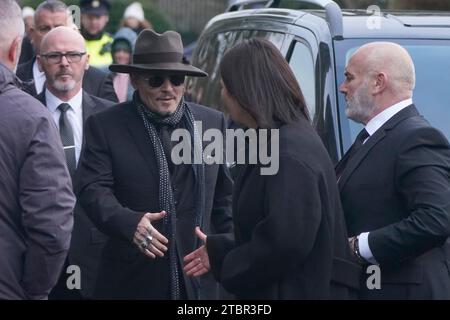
[207,117,360,299]
[36,90,114,298]
[338,105,450,299]
[18,35,34,65]
[17,58,118,102]
[77,102,233,299]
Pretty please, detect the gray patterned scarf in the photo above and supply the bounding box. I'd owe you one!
[134,91,205,299]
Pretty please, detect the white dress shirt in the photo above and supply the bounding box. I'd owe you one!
[45,89,84,165]
[357,98,413,264]
[33,60,46,95]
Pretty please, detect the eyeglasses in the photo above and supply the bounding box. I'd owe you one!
[142,75,185,88]
[36,26,52,35]
[40,51,87,64]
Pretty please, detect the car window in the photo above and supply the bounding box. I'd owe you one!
[186,30,285,113]
[288,41,316,121]
[335,39,450,152]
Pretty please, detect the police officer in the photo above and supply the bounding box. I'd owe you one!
[80,0,113,69]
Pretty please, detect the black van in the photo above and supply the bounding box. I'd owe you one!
[186,0,450,163]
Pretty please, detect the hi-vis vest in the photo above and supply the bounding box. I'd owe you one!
[85,33,113,68]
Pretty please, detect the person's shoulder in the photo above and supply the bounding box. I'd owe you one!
[388,104,429,133]
[85,92,116,109]
[83,66,112,88]
[16,58,34,80]
[393,108,449,146]
[3,86,46,114]
[102,32,114,42]
[89,101,133,121]
[279,118,321,148]
[187,102,223,119]
[84,65,109,81]
[400,119,449,147]
[1,87,54,132]
[277,118,333,168]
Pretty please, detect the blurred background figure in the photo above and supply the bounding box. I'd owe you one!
[19,0,69,93]
[110,27,137,102]
[120,2,153,34]
[80,0,113,69]
[111,28,137,102]
[22,6,35,36]
[17,0,118,102]
[19,6,35,64]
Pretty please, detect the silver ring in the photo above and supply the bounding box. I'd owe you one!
[145,234,153,243]
[140,240,148,249]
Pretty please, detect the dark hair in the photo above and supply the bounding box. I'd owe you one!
[35,0,67,14]
[220,38,310,128]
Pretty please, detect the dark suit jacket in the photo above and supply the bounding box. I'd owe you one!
[338,105,450,299]
[17,58,118,102]
[207,117,360,299]
[18,35,34,65]
[77,101,233,299]
[36,90,114,298]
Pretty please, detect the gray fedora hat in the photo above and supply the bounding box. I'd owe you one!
[109,29,207,77]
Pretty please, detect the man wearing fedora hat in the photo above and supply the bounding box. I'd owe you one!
[77,29,233,299]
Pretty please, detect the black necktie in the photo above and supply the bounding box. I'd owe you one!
[336,128,369,179]
[58,103,76,178]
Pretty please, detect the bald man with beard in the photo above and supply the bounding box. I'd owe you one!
[37,26,114,299]
[16,0,117,102]
[337,42,450,299]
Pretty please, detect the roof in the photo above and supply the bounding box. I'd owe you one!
[204,8,450,40]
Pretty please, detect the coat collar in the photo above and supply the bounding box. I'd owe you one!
[123,102,159,173]
[37,89,97,121]
[81,91,98,123]
[37,89,100,152]
[338,104,420,191]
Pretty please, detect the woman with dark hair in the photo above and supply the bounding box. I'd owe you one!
[220,38,310,128]
[183,38,360,299]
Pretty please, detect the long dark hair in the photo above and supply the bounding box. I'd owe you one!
[220,38,310,128]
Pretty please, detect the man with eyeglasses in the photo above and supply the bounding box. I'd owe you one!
[36,26,114,300]
[16,0,118,102]
[76,29,233,300]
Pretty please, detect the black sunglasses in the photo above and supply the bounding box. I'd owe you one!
[142,75,185,88]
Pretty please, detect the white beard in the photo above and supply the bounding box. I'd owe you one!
[53,79,76,92]
[345,79,376,124]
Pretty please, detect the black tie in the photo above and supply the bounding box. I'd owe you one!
[336,128,369,179]
[58,103,76,178]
